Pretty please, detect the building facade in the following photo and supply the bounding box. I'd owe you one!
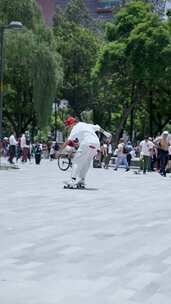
[37,0,115,25]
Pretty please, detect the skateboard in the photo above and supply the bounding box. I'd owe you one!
[63,181,85,189]
[63,182,99,190]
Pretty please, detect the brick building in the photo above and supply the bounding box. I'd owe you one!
[37,0,115,25]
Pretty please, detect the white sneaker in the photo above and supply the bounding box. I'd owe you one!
[77,178,85,187]
[65,179,77,188]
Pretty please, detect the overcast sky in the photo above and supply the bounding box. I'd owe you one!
[166,0,171,9]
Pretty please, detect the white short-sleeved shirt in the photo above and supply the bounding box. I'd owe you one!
[9,135,17,146]
[140,140,154,156]
[68,122,100,147]
[20,135,26,148]
[108,144,112,154]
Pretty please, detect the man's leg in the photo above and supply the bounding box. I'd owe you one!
[78,147,97,182]
[27,148,31,162]
[142,155,145,173]
[127,154,131,168]
[9,146,15,163]
[69,145,89,181]
[8,146,12,163]
[22,148,27,162]
[11,146,16,163]
[104,154,108,168]
[104,154,111,169]
[114,156,121,170]
[67,145,95,186]
[163,152,168,176]
[160,151,165,175]
[71,151,82,180]
[143,156,149,173]
[123,155,129,170]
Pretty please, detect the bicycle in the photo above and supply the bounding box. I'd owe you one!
[57,153,73,171]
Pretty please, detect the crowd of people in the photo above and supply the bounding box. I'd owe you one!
[0,128,171,177]
[95,131,171,176]
[0,131,61,165]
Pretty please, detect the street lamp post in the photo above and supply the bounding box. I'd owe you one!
[0,28,4,141]
[53,97,60,141]
[0,21,23,141]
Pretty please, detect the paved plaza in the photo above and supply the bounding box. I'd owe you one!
[0,160,171,304]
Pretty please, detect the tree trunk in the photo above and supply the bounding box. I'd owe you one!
[149,90,153,136]
[129,107,134,141]
[3,111,17,134]
[113,102,136,147]
[113,82,138,146]
[155,116,171,135]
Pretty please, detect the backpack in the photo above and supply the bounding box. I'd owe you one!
[35,145,41,155]
[26,137,30,145]
[123,145,129,154]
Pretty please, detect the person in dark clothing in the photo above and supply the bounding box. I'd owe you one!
[154,131,170,176]
[25,133,31,162]
[34,143,42,165]
[16,137,22,161]
[149,147,157,171]
[125,141,133,168]
[54,142,59,152]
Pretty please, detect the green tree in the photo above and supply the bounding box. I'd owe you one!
[53,2,99,118]
[64,0,92,26]
[0,0,42,29]
[92,1,171,143]
[0,0,63,135]
[4,30,62,135]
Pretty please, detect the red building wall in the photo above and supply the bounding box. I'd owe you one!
[37,0,113,25]
[37,0,55,25]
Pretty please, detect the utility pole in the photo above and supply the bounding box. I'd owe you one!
[0,28,4,140]
[0,22,23,141]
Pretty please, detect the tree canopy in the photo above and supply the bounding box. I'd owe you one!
[53,0,100,118]
[92,1,171,142]
[0,0,171,141]
[0,0,63,136]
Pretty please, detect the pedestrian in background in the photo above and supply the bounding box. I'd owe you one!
[103,138,113,169]
[125,141,133,169]
[21,133,27,162]
[166,145,171,173]
[154,131,170,176]
[114,138,129,171]
[34,142,42,165]
[2,137,9,158]
[139,136,154,174]
[8,132,17,164]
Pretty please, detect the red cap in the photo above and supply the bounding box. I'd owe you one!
[64,116,77,127]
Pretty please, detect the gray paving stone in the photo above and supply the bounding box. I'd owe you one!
[0,160,171,303]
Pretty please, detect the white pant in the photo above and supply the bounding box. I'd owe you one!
[71,143,98,180]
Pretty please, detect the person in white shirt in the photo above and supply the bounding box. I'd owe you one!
[140,136,154,174]
[8,132,17,164]
[20,133,30,162]
[59,117,111,187]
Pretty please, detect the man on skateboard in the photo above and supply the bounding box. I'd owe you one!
[59,117,111,188]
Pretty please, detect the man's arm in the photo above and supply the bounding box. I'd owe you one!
[97,126,112,139]
[58,140,70,154]
[139,142,143,152]
[153,137,160,147]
